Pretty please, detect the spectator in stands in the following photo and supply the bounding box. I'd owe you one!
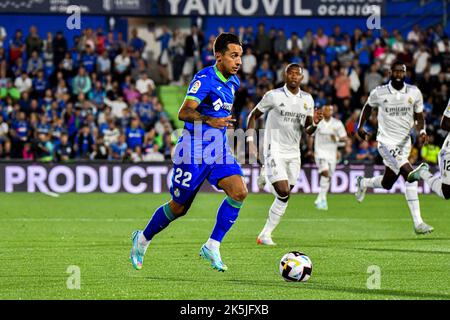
[15,71,33,94]
[26,26,43,58]
[110,134,128,160]
[255,23,271,59]
[54,132,73,162]
[72,66,92,95]
[364,64,383,93]
[421,135,440,165]
[75,125,95,159]
[136,72,155,96]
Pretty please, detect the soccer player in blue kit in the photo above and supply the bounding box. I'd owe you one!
[130,33,247,272]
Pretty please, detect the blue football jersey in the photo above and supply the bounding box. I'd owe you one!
[184,65,239,137]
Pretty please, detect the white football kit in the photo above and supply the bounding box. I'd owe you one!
[314,117,347,175]
[368,82,424,174]
[256,85,314,185]
[439,98,450,185]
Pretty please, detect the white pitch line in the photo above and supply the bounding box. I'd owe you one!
[0,217,420,222]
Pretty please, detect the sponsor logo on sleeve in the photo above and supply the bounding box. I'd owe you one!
[189,80,201,94]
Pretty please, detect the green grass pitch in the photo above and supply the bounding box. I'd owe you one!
[1,192,449,300]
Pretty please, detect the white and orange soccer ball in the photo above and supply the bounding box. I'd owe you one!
[279,251,313,282]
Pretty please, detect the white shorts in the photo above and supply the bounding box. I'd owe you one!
[265,154,301,186]
[439,147,450,185]
[377,141,411,175]
[315,157,337,175]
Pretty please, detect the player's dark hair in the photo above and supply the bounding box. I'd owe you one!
[391,60,406,71]
[285,63,302,74]
[213,33,242,55]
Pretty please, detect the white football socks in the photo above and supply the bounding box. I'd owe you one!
[420,171,445,199]
[318,176,330,201]
[205,238,221,251]
[138,232,150,253]
[404,181,424,227]
[363,176,383,189]
[259,197,288,238]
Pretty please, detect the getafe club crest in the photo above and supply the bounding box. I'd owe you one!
[174,188,180,198]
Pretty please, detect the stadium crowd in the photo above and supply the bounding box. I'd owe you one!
[0,22,449,165]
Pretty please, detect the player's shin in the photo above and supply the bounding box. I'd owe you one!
[421,171,446,199]
[319,175,330,201]
[208,196,242,249]
[260,197,288,238]
[364,176,383,189]
[404,181,424,227]
[142,203,177,249]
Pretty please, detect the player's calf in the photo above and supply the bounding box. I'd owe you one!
[443,184,450,200]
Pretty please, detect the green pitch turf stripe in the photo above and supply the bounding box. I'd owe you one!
[226,196,243,209]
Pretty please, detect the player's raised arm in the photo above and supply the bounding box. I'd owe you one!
[305,108,323,135]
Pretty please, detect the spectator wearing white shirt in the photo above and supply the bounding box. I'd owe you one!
[14,72,33,93]
[0,26,6,49]
[413,45,430,81]
[242,47,257,77]
[136,72,155,95]
[114,48,130,82]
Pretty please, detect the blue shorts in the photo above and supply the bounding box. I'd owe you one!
[170,136,244,205]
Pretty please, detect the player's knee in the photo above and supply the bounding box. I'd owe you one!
[275,187,290,200]
[381,179,394,190]
[230,186,248,202]
[321,171,329,178]
[169,201,188,217]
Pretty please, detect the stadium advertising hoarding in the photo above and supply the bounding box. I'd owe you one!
[0,162,434,194]
[156,0,386,16]
[0,0,150,15]
[0,0,385,16]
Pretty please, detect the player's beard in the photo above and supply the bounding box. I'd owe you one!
[390,76,405,90]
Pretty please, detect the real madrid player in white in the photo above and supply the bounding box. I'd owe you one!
[408,98,450,200]
[247,63,323,245]
[311,105,348,210]
[355,61,433,234]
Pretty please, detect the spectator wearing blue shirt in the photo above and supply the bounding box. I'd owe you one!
[256,61,274,82]
[129,28,146,54]
[110,134,128,160]
[33,70,48,99]
[81,45,97,73]
[126,118,145,151]
[75,125,95,159]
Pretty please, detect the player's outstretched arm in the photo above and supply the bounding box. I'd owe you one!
[178,99,235,130]
[356,103,373,140]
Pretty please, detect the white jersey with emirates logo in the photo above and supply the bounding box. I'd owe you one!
[314,117,347,160]
[256,85,314,157]
[368,82,424,146]
[443,98,450,149]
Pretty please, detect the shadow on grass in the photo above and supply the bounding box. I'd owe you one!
[144,276,450,300]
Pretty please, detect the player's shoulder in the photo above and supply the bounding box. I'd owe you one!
[262,87,283,99]
[371,84,390,96]
[299,89,313,100]
[193,66,215,80]
[405,83,422,94]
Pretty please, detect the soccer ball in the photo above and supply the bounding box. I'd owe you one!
[279,251,313,282]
